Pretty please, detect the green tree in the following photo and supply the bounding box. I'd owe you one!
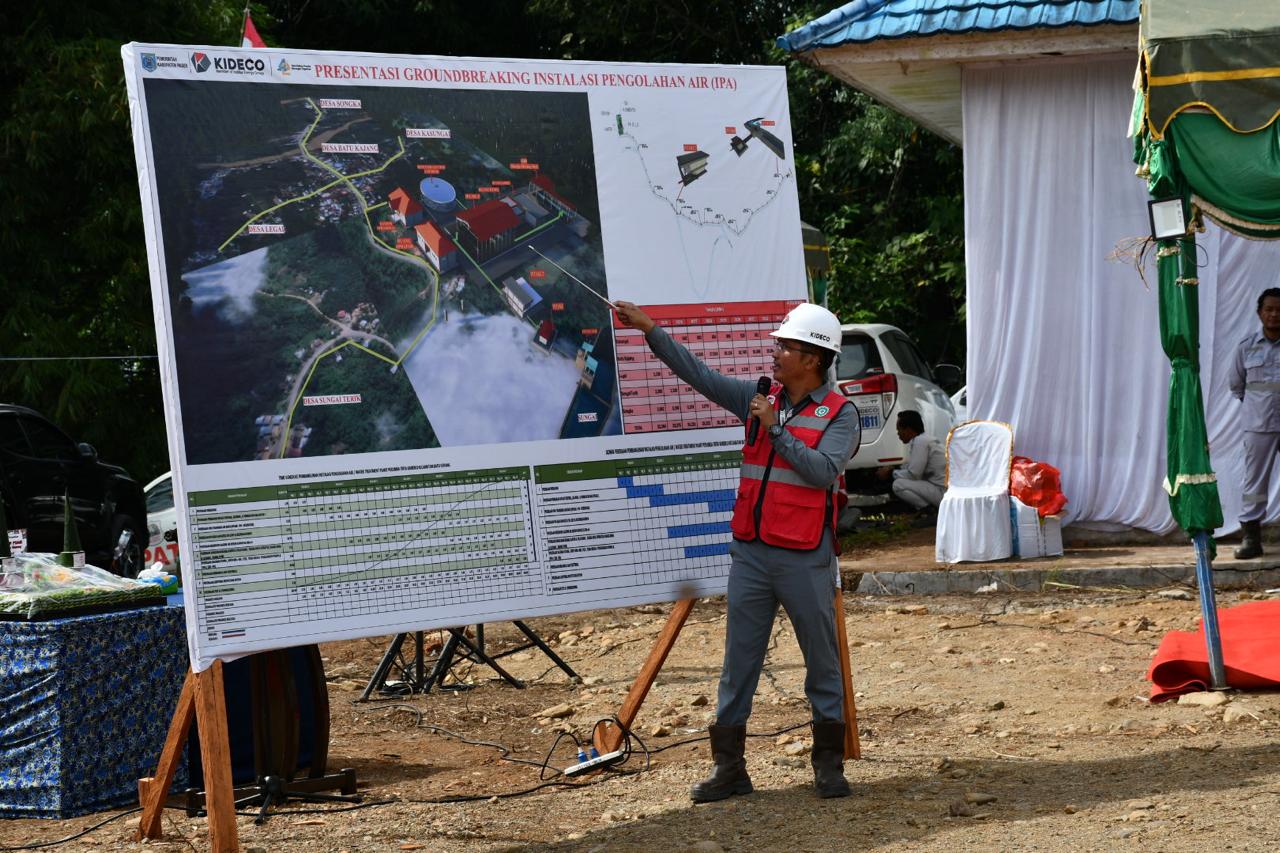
[531,0,967,365]
[784,52,965,364]
[0,1,246,481]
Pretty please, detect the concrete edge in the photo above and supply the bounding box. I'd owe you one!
[850,564,1280,596]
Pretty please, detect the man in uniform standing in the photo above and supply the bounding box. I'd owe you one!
[1230,288,1280,559]
[613,300,859,801]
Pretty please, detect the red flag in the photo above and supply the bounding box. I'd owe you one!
[241,10,266,48]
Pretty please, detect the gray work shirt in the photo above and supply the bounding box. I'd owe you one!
[893,433,946,488]
[644,326,861,489]
[645,326,860,573]
[1230,332,1280,433]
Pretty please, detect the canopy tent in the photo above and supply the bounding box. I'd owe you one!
[779,0,1280,539]
[1133,0,1280,686]
[1143,0,1280,140]
[1135,0,1280,536]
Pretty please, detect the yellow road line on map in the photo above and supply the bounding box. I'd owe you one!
[221,101,404,251]
[240,97,563,455]
[276,257,441,457]
[451,240,504,296]
[278,338,344,458]
[218,177,348,252]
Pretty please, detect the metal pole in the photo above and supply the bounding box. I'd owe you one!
[358,633,408,701]
[1192,531,1228,689]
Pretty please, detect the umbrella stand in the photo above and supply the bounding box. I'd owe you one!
[1192,531,1228,689]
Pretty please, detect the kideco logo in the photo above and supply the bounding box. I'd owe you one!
[214,56,267,72]
[191,52,210,73]
[810,332,832,342]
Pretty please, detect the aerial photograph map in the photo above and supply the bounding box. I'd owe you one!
[144,79,617,465]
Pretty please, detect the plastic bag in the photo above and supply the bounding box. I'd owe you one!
[0,553,163,620]
[1009,456,1068,518]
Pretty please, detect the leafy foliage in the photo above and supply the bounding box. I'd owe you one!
[785,56,965,364]
[0,1,248,481]
[532,0,967,364]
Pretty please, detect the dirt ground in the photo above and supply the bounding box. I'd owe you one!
[5,586,1280,852]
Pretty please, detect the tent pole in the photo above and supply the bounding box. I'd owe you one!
[1191,531,1228,689]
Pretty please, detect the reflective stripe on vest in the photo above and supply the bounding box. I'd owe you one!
[730,384,849,551]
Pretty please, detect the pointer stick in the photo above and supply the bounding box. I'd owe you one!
[526,245,616,309]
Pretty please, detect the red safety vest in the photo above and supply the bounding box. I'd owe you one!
[730,384,849,552]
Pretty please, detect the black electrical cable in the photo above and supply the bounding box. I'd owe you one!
[0,807,140,851]
[375,704,823,803]
[646,719,809,754]
[403,779,589,804]
[377,704,577,774]
[0,355,158,362]
[229,798,396,818]
[539,729,585,780]
[590,714,651,772]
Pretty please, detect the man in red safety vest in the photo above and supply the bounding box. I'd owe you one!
[614,300,859,800]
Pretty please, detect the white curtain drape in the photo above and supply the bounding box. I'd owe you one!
[962,57,1280,535]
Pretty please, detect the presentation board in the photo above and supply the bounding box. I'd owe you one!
[122,43,806,670]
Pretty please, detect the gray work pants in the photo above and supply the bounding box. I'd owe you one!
[716,538,844,726]
[892,477,944,510]
[1241,431,1280,523]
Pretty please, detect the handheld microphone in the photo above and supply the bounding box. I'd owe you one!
[746,376,772,445]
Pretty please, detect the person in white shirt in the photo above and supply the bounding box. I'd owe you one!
[878,410,946,517]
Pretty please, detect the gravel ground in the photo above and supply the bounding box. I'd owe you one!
[4,589,1279,852]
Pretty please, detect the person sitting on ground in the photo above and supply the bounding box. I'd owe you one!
[877,410,946,520]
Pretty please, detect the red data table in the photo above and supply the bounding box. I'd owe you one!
[614,300,801,434]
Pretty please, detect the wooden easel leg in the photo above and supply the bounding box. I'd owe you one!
[137,668,196,839]
[595,597,696,753]
[834,590,861,760]
[194,661,240,853]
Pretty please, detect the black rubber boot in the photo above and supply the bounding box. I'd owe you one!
[690,724,752,803]
[1235,520,1263,560]
[810,720,851,799]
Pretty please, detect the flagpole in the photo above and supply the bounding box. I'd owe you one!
[239,4,250,47]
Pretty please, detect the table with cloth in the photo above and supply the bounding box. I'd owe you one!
[0,606,188,818]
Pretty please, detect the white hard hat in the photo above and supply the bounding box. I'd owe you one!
[770,303,842,353]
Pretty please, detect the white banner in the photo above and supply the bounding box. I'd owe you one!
[122,43,806,670]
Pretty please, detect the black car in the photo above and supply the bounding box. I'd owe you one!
[0,404,148,576]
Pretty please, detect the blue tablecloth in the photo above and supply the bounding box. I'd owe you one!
[0,607,189,818]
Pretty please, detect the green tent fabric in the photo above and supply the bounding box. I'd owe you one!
[1142,0,1280,137]
[1157,236,1224,537]
[1166,114,1280,237]
[1137,0,1280,537]
[1134,123,1224,538]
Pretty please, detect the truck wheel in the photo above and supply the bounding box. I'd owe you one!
[110,514,146,578]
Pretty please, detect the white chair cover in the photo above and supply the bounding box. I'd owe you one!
[935,421,1014,563]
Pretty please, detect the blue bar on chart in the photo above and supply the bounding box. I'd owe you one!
[534,451,741,602]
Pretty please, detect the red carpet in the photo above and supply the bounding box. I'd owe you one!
[1148,600,1280,702]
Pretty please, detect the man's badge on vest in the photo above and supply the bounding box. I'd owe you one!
[815,405,830,416]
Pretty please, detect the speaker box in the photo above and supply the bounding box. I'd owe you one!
[187,644,330,786]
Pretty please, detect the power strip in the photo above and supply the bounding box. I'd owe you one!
[563,749,626,777]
